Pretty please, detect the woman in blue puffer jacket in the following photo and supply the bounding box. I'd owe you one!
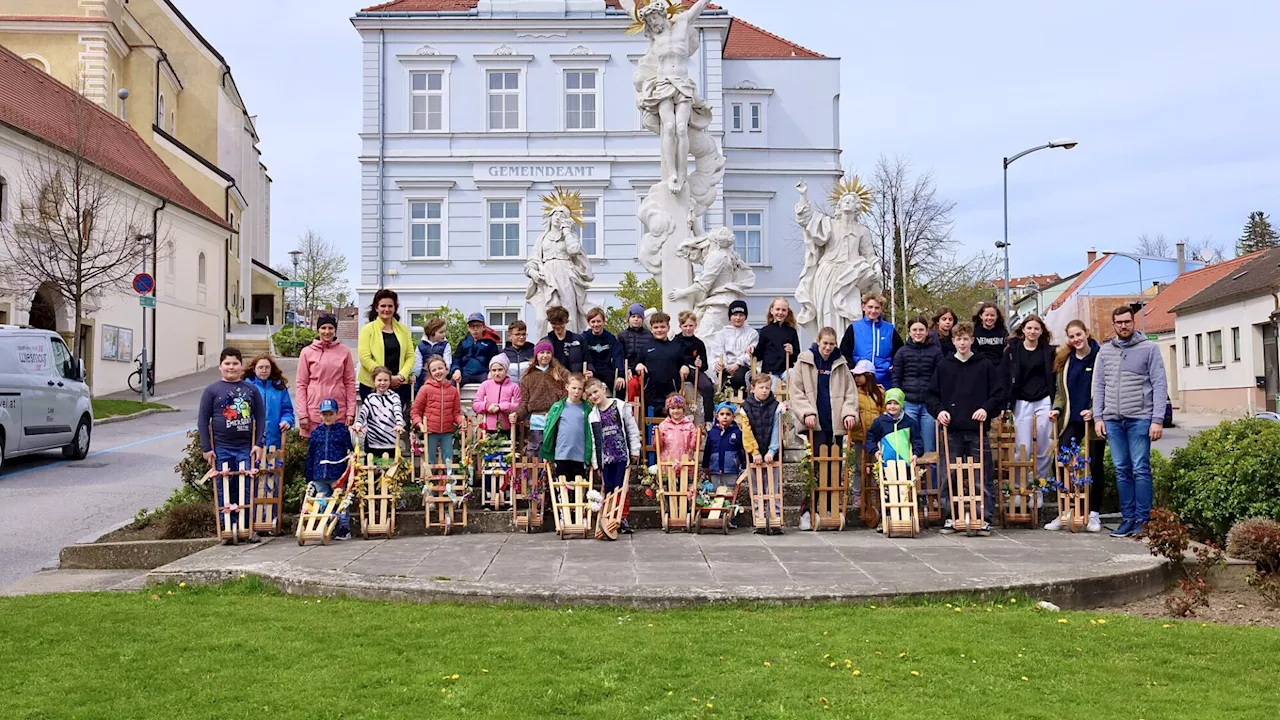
[246,355,296,450]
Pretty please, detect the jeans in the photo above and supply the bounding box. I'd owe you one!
[1013,397,1054,480]
[902,401,936,454]
[601,462,631,518]
[1105,417,1153,524]
[554,460,588,482]
[213,446,253,515]
[425,433,454,467]
[940,428,995,523]
[809,431,843,452]
[308,480,350,537]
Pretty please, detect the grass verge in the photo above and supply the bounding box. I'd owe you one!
[91,399,171,419]
[2,581,1277,718]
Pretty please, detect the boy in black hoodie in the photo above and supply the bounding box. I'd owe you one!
[676,310,715,425]
[926,321,1006,535]
[583,307,625,394]
[635,312,685,418]
[544,305,586,373]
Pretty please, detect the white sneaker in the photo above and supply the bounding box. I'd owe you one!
[799,511,812,531]
[1086,512,1103,533]
[1044,513,1066,531]
[938,519,956,535]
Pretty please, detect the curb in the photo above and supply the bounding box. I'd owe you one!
[60,539,220,570]
[149,550,1176,611]
[95,407,182,426]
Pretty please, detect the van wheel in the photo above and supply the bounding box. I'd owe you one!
[63,416,91,460]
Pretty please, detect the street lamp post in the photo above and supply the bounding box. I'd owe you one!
[1001,138,1078,318]
[288,249,302,345]
[1105,251,1148,334]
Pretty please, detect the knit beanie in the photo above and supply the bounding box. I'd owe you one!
[628,303,645,317]
[885,388,906,406]
[489,353,510,371]
[316,314,338,330]
[534,340,554,355]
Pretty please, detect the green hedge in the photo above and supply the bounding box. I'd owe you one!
[1158,419,1280,542]
[272,327,318,357]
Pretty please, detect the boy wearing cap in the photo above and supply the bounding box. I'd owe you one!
[305,398,355,540]
[926,321,1004,535]
[452,312,501,386]
[544,305,586,373]
[619,303,654,401]
[710,300,758,392]
[704,401,747,488]
[583,307,625,394]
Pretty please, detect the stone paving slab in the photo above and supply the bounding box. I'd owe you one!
[150,528,1173,610]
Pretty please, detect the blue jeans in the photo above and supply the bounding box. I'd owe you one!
[213,446,253,512]
[903,401,936,454]
[1105,418,1153,524]
[425,433,454,467]
[308,480,350,537]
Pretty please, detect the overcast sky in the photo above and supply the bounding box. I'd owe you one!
[179,0,1280,289]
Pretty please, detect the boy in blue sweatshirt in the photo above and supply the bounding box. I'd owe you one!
[305,398,355,540]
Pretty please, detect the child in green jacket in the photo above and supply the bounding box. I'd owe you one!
[540,373,594,480]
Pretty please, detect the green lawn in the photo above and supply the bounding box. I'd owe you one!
[2,581,1277,719]
[91,399,171,419]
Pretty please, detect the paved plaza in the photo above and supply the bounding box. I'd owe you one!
[152,528,1169,609]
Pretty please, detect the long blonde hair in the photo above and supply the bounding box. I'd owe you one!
[1054,319,1091,373]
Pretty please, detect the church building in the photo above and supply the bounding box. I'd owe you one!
[353,0,842,340]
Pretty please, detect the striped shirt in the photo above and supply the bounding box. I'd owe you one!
[356,391,403,450]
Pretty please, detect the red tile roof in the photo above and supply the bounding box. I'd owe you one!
[1048,256,1108,311]
[357,1,823,58]
[1139,252,1262,334]
[0,45,226,228]
[985,273,1063,291]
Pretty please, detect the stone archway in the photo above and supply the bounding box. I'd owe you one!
[28,284,60,332]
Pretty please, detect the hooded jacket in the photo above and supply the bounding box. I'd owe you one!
[411,377,461,435]
[703,421,747,475]
[840,317,903,389]
[472,376,521,431]
[1053,339,1100,424]
[892,337,943,404]
[247,376,295,449]
[1093,333,1168,423]
[588,397,642,469]
[412,339,451,395]
[296,337,357,437]
[925,352,1005,433]
[583,328,624,384]
[503,342,535,384]
[849,382,885,444]
[791,347,860,438]
[752,321,800,375]
[656,414,700,463]
[305,420,353,483]
[864,411,925,457]
[546,330,586,373]
[452,329,501,379]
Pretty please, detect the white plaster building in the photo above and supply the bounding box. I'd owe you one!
[352,0,842,339]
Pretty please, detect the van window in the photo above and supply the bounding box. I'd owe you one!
[50,336,75,379]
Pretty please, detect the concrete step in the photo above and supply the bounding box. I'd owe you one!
[228,338,272,356]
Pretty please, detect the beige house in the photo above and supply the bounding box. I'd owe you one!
[0,0,278,332]
[1171,247,1280,415]
[0,46,230,394]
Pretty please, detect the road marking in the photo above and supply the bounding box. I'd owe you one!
[2,426,195,479]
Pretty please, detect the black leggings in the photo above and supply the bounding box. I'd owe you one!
[1060,421,1105,513]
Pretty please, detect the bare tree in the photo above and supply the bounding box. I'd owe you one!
[1134,233,1172,258]
[276,229,349,315]
[0,89,150,359]
[1134,233,1228,265]
[1186,236,1228,265]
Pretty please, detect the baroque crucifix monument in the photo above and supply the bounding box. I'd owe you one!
[624,0,727,317]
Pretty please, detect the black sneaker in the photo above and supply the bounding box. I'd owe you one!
[938,519,956,535]
[977,522,992,537]
[620,519,634,535]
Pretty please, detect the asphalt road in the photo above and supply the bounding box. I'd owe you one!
[0,391,199,590]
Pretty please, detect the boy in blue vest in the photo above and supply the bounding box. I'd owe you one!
[413,317,451,395]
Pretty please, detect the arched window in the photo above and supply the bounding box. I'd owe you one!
[197,252,206,284]
[157,94,165,128]
[23,55,49,73]
[0,174,8,221]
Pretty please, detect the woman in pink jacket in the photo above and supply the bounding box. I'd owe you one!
[472,354,521,432]
[295,314,357,438]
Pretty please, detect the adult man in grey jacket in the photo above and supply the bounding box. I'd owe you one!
[1092,306,1168,537]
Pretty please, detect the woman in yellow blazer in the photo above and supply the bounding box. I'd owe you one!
[358,289,416,406]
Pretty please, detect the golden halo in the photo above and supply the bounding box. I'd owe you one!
[626,0,684,35]
[539,187,586,228]
[828,175,874,214]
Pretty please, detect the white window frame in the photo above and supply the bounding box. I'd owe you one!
[157,93,165,128]
[1232,326,1241,362]
[578,194,603,258]
[487,308,522,343]
[749,102,763,132]
[485,69,525,132]
[196,252,207,306]
[407,309,442,344]
[730,103,743,132]
[730,208,766,266]
[486,198,524,259]
[409,70,447,132]
[562,68,601,131]
[405,198,447,260]
[1207,329,1224,366]
[397,52,456,133]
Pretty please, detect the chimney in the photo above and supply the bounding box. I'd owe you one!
[1087,248,1097,264]
[1176,242,1186,275]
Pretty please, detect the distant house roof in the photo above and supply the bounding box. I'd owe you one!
[356,1,823,58]
[1170,247,1280,315]
[0,45,227,228]
[985,273,1062,291]
[1047,253,1204,313]
[1048,256,1108,312]
[1139,252,1262,334]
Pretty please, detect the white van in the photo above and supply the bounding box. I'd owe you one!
[0,326,93,472]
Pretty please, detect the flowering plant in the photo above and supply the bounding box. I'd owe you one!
[1054,439,1093,492]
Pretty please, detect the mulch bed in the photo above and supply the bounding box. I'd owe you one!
[1107,587,1280,628]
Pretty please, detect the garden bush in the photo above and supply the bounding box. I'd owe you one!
[272,327,318,357]
[160,502,215,539]
[171,428,310,516]
[1159,419,1280,542]
[1227,517,1280,574]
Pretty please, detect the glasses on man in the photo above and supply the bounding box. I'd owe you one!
[1114,319,1134,326]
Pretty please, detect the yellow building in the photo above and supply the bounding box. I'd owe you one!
[0,0,279,334]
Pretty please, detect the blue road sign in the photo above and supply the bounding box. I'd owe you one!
[132,273,155,295]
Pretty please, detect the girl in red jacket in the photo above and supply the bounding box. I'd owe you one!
[472,354,521,433]
[411,355,463,468]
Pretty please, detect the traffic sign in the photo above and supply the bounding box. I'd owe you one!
[277,280,306,288]
[132,273,155,295]
[139,296,157,309]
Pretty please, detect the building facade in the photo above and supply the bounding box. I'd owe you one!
[0,0,278,332]
[0,46,229,395]
[352,0,841,340]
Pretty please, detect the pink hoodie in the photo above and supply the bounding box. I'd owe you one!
[295,338,357,437]
[657,415,700,464]
[472,377,521,432]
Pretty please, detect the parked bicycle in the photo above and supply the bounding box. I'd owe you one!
[127,352,156,395]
